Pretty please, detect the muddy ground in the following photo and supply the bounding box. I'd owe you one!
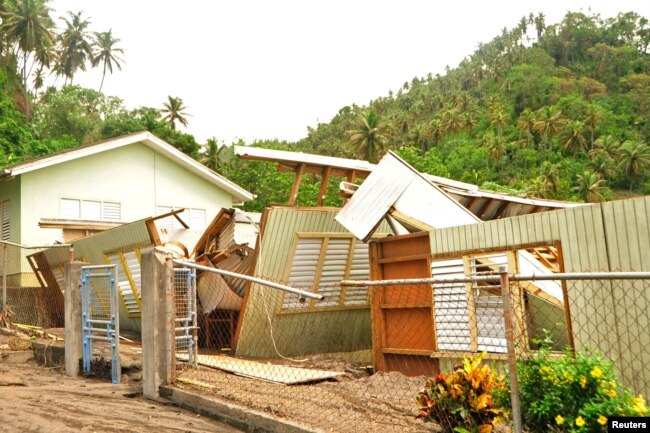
[0,362,243,433]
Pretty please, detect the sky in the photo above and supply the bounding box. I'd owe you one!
[49,1,650,145]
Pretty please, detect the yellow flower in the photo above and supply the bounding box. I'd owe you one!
[563,372,573,383]
[579,376,587,388]
[632,395,647,415]
[597,415,607,425]
[575,416,586,427]
[555,415,565,425]
[590,366,603,378]
[606,389,617,398]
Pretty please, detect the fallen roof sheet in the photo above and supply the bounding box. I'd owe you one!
[335,151,478,242]
[179,354,345,384]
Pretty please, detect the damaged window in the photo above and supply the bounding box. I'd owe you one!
[282,234,370,310]
[156,206,206,230]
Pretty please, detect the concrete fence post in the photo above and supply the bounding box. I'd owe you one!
[142,248,174,399]
[64,261,85,377]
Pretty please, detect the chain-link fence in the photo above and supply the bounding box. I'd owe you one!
[0,241,70,328]
[164,262,650,433]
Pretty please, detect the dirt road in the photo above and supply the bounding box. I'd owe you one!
[0,362,243,433]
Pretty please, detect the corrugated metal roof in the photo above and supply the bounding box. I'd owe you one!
[236,145,581,219]
[336,152,478,241]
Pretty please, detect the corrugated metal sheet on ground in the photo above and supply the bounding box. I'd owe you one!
[179,354,345,384]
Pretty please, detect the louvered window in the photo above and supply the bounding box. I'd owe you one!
[60,198,121,222]
[103,202,121,221]
[432,253,510,354]
[282,234,372,310]
[1,200,9,241]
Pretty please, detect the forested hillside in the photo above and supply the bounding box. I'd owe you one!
[0,3,648,211]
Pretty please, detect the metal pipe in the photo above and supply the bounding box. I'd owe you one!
[341,275,501,287]
[173,259,324,301]
[511,272,650,281]
[341,271,650,287]
[0,240,71,249]
[500,266,523,433]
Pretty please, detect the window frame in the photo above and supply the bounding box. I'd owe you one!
[279,232,374,313]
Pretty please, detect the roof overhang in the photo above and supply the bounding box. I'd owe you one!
[4,131,255,203]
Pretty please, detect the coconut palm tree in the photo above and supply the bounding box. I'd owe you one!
[0,0,55,112]
[562,120,587,154]
[91,29,124,92]
[57,11,93,84]
[618,140,650,191]
[200,137,222,171]
[347,110,387,163]
[589,135,621,161]
[161,96,190,130]
[573,171,608,203]
[533,106,566,150]
[516,109,536,148]
[583,103,603,149]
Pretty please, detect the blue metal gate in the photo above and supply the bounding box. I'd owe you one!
[173,267,197,366]
[81,265,121,384]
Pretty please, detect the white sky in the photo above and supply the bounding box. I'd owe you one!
[49,1,650,145]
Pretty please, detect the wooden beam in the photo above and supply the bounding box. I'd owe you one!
[347,169,357,183]
[317,166,332,206]
[288,164,306,205]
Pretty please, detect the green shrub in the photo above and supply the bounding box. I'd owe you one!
[416,352,508,433]
[518,346,648,432]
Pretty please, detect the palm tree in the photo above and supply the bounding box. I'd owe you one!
[200,137,222,171]
[91,29,124,92]
[562,120,587,154]
[516,109,536,148]
[589,135,621,161]
[583,103,603,149]
[427,118,444,147]
[533,106,566,150]
[573,171,608,203]
[0,0,55,112]
[57,11,93,84]
[347,110,387,163]
[32,66,45,94]
[618,140,650,191]
[161,96,190,130]
[440,108,464,135]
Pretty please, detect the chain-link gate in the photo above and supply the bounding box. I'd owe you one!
[81,265,121,384]
[173,266,197,366]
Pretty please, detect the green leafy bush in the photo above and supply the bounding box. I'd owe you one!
[518,346,648,432]
[416,352,508,433]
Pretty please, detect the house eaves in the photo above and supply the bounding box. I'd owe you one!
[2,131,255,203]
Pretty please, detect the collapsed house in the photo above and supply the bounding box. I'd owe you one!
[27,146,615,378]
[229,147,575,370]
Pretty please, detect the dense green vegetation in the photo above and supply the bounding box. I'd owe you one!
[0,2,648,212]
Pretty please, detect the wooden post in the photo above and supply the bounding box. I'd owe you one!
[317,166,332,206]
[500,266,523,433]
[288,164,306,205]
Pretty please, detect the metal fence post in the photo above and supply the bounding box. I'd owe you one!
[500,266,523,433]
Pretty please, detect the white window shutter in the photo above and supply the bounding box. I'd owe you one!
[60,199,80,219]
[81,200,101,220]
[1,200,9,241]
